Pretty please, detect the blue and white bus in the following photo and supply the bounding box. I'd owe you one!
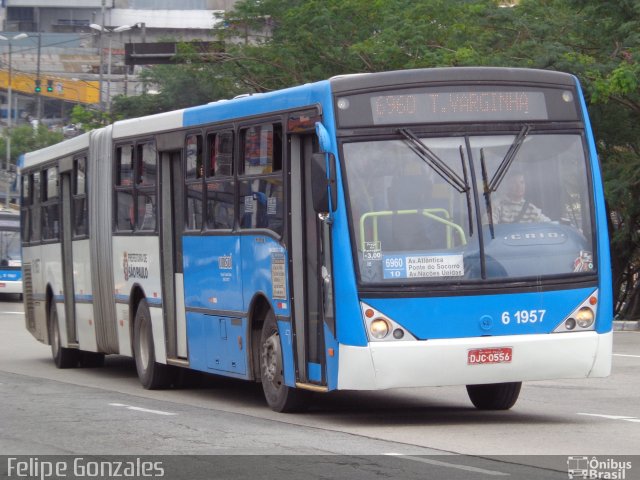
[21,67,612,411]
[0,209,22,297]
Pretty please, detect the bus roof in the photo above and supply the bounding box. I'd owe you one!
[181,79,332,130]
[22,130,92,169]
[112,108,184,140]
[329,67,576,94]
[110,80,333,139]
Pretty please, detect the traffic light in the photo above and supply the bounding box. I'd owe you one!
[46,80,53,92]
[34,79,41,93]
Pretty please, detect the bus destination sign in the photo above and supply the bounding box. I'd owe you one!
[371,90,548,124]
[335,85,578,127]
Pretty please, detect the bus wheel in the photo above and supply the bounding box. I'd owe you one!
[259,310,308,413]
[133,299,173,389]
[466,382,522,410]
[48,302,79,368]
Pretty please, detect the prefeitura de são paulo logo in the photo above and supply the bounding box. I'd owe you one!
[567,456,633,479]
[122,252,149,280]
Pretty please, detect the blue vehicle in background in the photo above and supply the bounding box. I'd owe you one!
[0,209,22,299]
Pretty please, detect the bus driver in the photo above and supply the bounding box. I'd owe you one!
[492,171,550,224]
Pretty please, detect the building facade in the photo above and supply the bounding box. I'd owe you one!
[0,0,237,122]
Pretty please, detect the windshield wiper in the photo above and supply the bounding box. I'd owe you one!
[488,125,530,192]
[480,148,495,239]
[458,145,473,236]
[398,128,473,237]
[398,128,469,194]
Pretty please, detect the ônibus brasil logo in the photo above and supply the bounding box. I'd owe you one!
[567,456,632,479]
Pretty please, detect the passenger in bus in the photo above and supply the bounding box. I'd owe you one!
[492,172,550,224]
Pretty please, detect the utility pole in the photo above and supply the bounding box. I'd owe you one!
[97,0,106,111]
[0,33,28,207]
[36,33,42,123]
[90,23,132,114]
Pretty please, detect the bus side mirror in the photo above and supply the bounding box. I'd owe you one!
[311,152,337,214]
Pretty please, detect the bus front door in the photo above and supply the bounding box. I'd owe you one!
[59,167,77,346]
[159,149,188,362]
[290,134,335,388]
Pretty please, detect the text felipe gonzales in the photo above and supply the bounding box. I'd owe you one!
[7,457,164,479]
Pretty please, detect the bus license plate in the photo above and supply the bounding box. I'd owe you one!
[468,347,512,365]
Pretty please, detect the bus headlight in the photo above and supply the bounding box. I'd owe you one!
[370,318,390,339]
[553,290,598,333]
[575,307,595,329]
[564,318,577,330]
[360,302,417,341]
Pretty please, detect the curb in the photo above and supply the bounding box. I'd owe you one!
[613,320,640,331]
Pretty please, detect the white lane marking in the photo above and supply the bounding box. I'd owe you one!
[613,354,640,358]
[109,402,176,416]
[577,413,637,420]
[384,453,509,476]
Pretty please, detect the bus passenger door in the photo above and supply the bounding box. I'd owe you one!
[159,149,188,361]
[58,163,77,345]
[290,134,334,387]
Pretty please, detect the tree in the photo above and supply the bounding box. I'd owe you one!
[216,0,640,317]
[0,125,63,167]
[70,104,110,131]
[111,42,242,119]
[53,0,637,316]
[214,0,502,91]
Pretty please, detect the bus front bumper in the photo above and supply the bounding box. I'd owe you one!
[337,331,612,390]
[0,280,22,295]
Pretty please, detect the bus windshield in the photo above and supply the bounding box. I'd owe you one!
[0,226,21,267]
[343,132,595,285]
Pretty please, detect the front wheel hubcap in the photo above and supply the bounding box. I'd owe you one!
[261,333,283,388]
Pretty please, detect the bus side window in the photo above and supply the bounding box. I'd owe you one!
[21,174,31,244]
[186,183,203,231]
[136,142,157,232]
[115,145,135,232]
[206,181,234,230]
[116,144,134,187]
[41,167,60,241]
[73,156,88,238]
[239,123,283,235]
[208,131,234,177]
[137,142,157,186]
[186,134,203,179]
[30,172,41,242]
[241,124,282,175]
[185,134,204,231]
[205,130,234,230]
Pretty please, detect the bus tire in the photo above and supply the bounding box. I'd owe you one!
[48,302,79,369]
[133,299,173,389]
[259,309,308,413]
[466,382,522,410]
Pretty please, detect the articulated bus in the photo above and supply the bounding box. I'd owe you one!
[0,209,22,298]
[21,68,612,412]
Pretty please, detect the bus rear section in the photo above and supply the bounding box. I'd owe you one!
[328,68,612,409]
